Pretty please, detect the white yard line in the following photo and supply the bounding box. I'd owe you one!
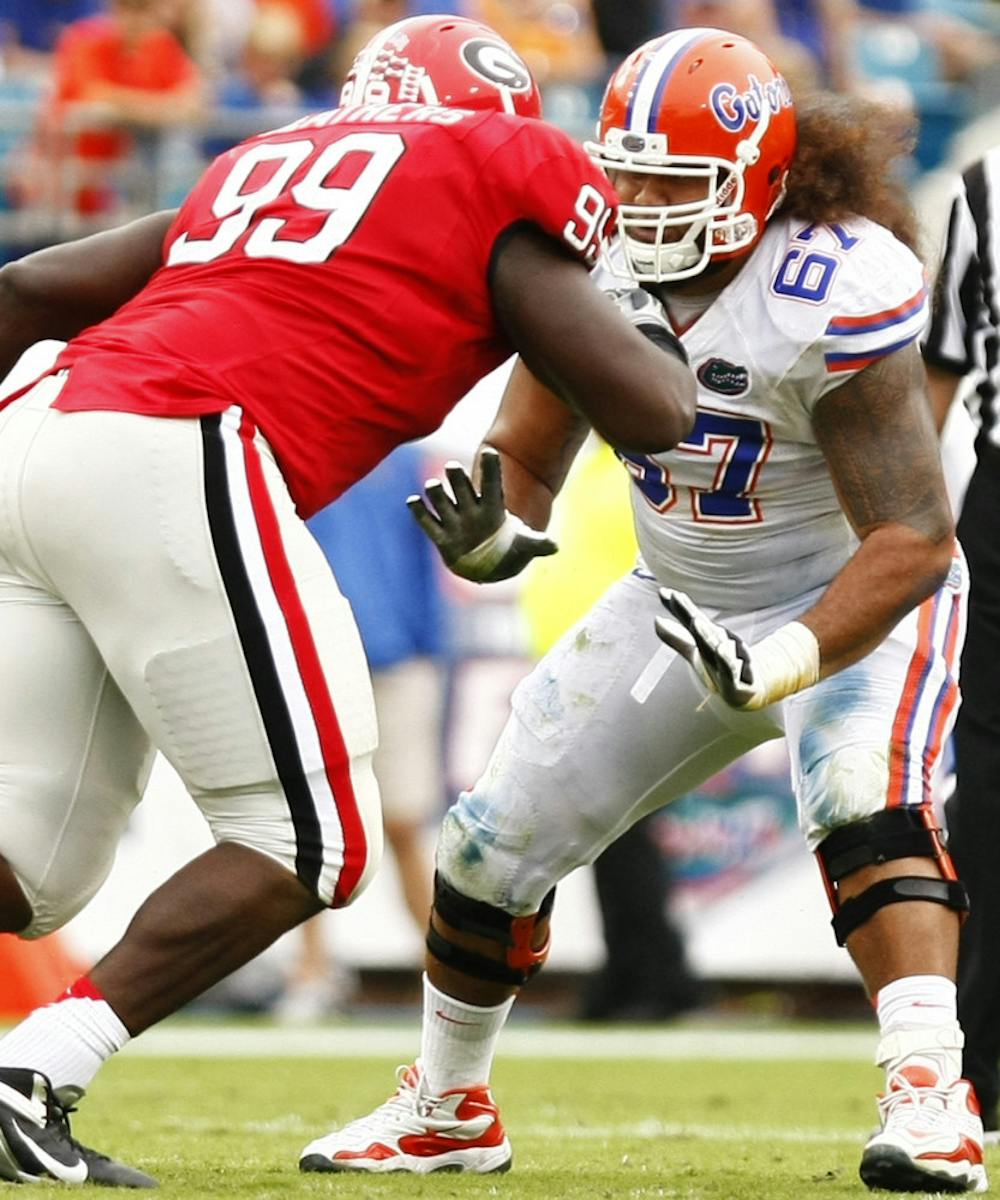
[120,1023,876,1061]
[540,1119,861,1144]
[150,1112,863,1144]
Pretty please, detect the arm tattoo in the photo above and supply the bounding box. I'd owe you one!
[813,344,953,541]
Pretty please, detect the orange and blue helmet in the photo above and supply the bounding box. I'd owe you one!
[586,28,797,282]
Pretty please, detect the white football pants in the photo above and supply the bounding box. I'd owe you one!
[0,373,383,937]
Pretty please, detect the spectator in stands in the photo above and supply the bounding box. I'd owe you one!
[475,0,605,89]
[589,0,665,68]
[19,0,204,217]
[334,1,470,86]
[225,7,306,103]
[856,0,997,89]
[849,1,997,173]
[771,0,861,92]
[201,5,311,159]
[276,444,449,1020]
[171,0,257,82]
[0,0,103,79]
[672,0,823,94]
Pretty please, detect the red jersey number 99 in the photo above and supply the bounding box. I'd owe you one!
[563,182,614,266]
[167,130,613,270]
[167,132,406,266]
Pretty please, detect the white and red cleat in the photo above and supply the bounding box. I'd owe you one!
[861,1065,988,1193]
[299,1063,512,1174]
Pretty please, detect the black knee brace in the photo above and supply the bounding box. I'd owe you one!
[816,807,968,946]
[425,873,555,987]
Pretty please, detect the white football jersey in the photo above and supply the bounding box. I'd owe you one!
[595,214,929,611]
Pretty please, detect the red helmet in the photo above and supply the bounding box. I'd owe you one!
[341,15,542,119]
[586,27,796,282]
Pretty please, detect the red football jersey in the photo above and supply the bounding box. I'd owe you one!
[50,104,618,517]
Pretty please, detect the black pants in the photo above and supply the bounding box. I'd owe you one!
[578,812,700,1021]
[946,447,1000,1127]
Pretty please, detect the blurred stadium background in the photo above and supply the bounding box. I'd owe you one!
[0,0,996,1026]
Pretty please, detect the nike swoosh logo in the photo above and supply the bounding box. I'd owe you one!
[433,1115,494,1140]
[421,1095,494,1139]
[434,1010,478,1026]
[9,1120,88,1184]
[920,1135,984,1166]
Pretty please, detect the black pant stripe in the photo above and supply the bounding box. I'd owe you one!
[199,412,324,894]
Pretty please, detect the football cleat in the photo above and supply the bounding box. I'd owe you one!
[860,1066,988,1193]
[0,1067,158,1188]
[299,1062,511,1174]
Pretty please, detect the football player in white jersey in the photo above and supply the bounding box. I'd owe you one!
[300,29,986,1195]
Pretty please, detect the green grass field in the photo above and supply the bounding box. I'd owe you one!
[11,1020,996,1199]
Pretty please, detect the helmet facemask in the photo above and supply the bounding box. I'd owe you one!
[588,98,776,285]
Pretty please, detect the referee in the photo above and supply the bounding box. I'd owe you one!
[923,146,1000,1137]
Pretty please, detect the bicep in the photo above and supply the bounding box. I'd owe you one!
[812,342,953,542]
[489,226,695,453]
[489,226,615,398]
[1,209,175,329]
[0,209,176,376]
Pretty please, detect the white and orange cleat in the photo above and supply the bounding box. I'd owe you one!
[861,1064,988,1193]
[299,1063,512,1175]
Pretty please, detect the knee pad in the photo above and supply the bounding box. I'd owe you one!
[426,873,555,987]
[816,807,968,946]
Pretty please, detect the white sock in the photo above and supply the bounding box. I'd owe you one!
[419,974,514,1095]
[0,996,130,1097]
[875,974,962,1086]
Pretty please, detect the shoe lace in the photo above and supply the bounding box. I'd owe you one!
[340,1065,431,1138]
[880,1070,954,1126]
[49,1097,111,1165]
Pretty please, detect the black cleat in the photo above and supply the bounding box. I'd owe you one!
[0,1067,158,1187]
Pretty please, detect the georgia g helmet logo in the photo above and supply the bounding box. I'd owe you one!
[342,15,542,119]
[461,38,533,96]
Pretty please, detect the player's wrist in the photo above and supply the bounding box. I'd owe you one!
[450,512,539,581]
[750,621,821,707]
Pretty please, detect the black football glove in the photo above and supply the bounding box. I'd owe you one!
[407,447,557,583]
[610,287,688,366]
[654,588,821,711]
[654,588,760,708]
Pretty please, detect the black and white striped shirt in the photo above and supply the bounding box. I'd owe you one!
[924,147,1000,453]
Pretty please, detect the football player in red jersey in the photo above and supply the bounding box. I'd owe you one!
[0,14,695,1186]
[300,29,986,1194]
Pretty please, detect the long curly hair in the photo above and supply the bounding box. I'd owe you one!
[781,92,921,257]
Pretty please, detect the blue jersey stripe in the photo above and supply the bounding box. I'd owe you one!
[825,293,928,336]
[824,330,920,369]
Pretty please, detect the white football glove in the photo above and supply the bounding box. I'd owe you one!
[654,588,820,711]
[407,447,557,584]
